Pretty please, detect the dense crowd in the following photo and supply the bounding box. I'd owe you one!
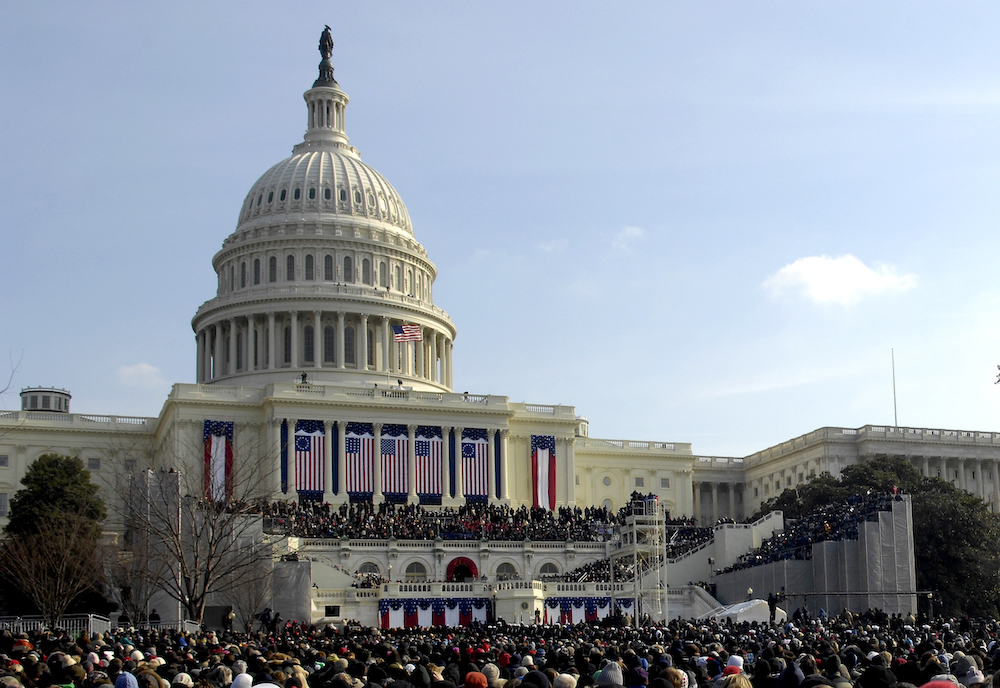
[718,493,899,575]
[1,610,999,688]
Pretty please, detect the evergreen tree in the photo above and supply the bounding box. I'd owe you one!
[5,453,106,537]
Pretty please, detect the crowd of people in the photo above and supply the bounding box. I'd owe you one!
[253,501,626,543]
[718,493,899,575]
[1,609,998,688]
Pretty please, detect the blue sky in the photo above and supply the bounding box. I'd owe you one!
[3,3,1000,457]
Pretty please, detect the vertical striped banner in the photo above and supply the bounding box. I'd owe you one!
[380,424,408,496]
[345,422,375,495]
[462,428,489,498]
[415,426,443,497]
[295,420,325,494]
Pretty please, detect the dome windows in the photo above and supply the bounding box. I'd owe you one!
[339,188,347,202]
[324,255,334,281]
[294,188,301,201]
[379,261,387,288]
[268,256,277,283]
[286,255,295,281]
[308,188,316,200]
[257,194,263,207]
[324,188,331,200]
[240,262,246,289]
[367,192,375,207]
[324,326,335,363]
[253,259,260,285]
[305,254,315,281]
[280,189,287,202]
[354,189,362,205]
[304,325,315,363]
[343,256,354,283]
[344,325,356,365]
[362,258,371,285]
[267,191,274,204]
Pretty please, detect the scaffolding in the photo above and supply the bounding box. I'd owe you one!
[610,494,667,624]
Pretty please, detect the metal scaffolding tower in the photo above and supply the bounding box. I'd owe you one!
[610,494,667,624]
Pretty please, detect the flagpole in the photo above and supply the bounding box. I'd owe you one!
[892,348,898,427]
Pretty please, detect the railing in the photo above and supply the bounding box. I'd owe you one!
[0,614,111,635]
[0,412,153,430]
[575,437,688,453]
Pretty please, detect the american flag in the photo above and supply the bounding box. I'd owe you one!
[346,423,375,494]
[380,425,408,495]
[415,431,443,496]
[295,420,324,493]
[392,324,422,342]
[462,430,489,497]
[203,420,233,501]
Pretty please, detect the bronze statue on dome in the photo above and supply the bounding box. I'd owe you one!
[320,25,334,59]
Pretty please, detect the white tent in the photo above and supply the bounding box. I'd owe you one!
[713,599,786,624]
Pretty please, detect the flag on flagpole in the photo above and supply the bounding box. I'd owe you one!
[531,435,557,510]
[392,324,422,342]
[204,420,234,501]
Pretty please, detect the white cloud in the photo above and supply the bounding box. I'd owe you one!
[762,254,916,305]
[117,362,166,389]
[536,239,567,253]
[612,225,644,250]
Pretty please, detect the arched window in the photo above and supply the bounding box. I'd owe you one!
[279,189,286,201]
[284,326,291,364]
[304,325,314,363]
[286,255,295,281]
[253,259,260,285]
[404,562,427,582]
[293,187,301,200]
[269,256,277,283]
[229,265,235,292]
[496,563,519,580]
[602,498,613,511]
[539,563,559,576]
[407,269,414,296]
[267,191,273,204]
[379,261,387,287]
[308,188,316,200]
[367,327,375,367]
[394,265,401,291]
[343,256,354,283]
[358,562,380,575]
[344,326,355,365]
[324,326,335,363]
[339,188,347,202]
[324,187,331,200]
[240,262,246,289]
[354,189,362,204]
[362,258,372,285]
[236,332,243,370]
[324,255,334,281]
[305,255,314,281]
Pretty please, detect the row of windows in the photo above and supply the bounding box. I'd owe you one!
[21,394,69,411]
[241,182,402,224]
[597,475,671,489]
[355,561,558,583]
[222,254,430,300]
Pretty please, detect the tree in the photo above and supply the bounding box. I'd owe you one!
[6,454,106,538]
[111,434,277,624]
[0,453,106,628]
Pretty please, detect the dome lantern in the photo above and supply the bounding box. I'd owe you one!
[297,27,351,153]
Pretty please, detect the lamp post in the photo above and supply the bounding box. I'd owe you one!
[927,592,933,621]
[491,588,498,622]
[388,563,392,583]
[747,587,753,601]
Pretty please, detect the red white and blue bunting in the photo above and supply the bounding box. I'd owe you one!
[542,596,634,624]
[378,597,491,629]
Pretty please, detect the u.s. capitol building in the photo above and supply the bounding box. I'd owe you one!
[2,29,998,627]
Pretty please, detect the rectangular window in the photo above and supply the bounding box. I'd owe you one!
[660,478,670,489]
[798,473,803,483]
[88,457,101,471]
[42,395,50,408]
[764,485,770,496]
[30,396,38,409]
[575,475,579,485]
[0,493,7,517]
[634,477,644,488]
[0,455,8,467]
[754,487,759,497]
[786,477,792,486]
[324,605,341,617]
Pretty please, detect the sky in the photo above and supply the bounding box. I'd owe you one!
[3,2,1000,458]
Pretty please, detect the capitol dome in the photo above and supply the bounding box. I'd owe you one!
[191,28,456,392]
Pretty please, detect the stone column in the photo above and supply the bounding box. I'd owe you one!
[922,456,930,477]
[324,420,334,503]
[407,424,418,504]
[416,326,425,379]
[728,484,736,520]
[337,421,347,499]
[285,418,299,500]
[360,314,369,370]
[441,425,452,503]
[711,483,719,524]
[454,426,464,502]
[372,422,383,504]
[248,317,257,371]
[212,323,223,379]
[565,436,576,506]
[693,482,702,525]
[267,312,276,369]
[336,311,345,369]
[270,418,283,498]
[313,311,322,369]
[194,330,205,382]
[227,318,237,375]
[382,317,391,373]
[430,331,438,383]
[446,340,453,388]
[290,311,299,369]
[487,429,497,501]
[499,429,510,501]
